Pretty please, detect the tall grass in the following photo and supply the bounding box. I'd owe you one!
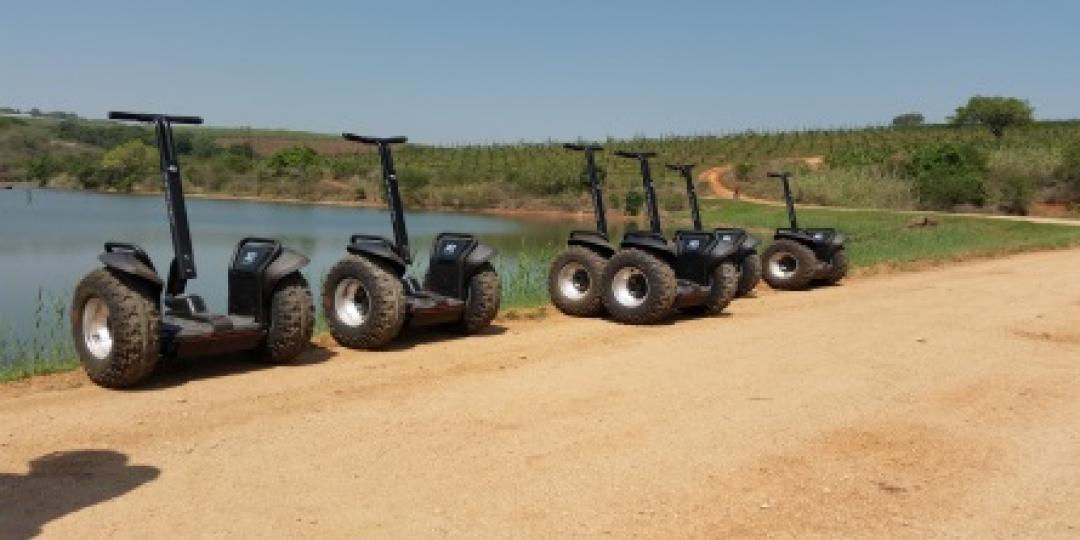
[0,289,76,381]
[494,244,559,309]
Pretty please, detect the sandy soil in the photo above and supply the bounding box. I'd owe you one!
[3,249,1080,539]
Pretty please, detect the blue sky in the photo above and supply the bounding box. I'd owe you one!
[2,1,1077,143]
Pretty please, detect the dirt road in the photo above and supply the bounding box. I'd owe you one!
[3,250,1080,539]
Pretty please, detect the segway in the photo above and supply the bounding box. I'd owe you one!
[322,134,501,348]
[760,171,848,290]
[71,111,315,388]
[601,151,740,324]
[666,163,762,297]
[547,143,614,316]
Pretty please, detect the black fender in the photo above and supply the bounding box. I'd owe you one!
[620,232,675,262]
[708,238,738,263]
[264,247,310,292]
[347,235,407,276]
[775,228,844,259]
[463,242,497,277]
[568,230,615,257]
[98,245,163,291]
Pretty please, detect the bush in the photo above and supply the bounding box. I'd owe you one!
[267,145,319,172]
[99,140,157,192]
[1059,139,1080,190]
[907,143,988,209]
[624,191,644,215]
[994,174,1035,215]
[734,162,754,181]
[825,147,894,168]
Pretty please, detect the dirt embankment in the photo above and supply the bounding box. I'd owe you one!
[3,249,1080,538]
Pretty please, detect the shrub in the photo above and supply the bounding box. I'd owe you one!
[1059,139,1080,190]
[100,140,156,192]
[624,191,644,215]
[267,145,319,172]
[906,143,988,209]
[734,162,754,181]
[994,174,1035,215]
[825,147,894,168]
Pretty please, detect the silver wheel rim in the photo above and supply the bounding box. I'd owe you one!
[82,297,112,360]
[334,278,371,327]
[769,252,799,280]
[612,267,649,308]
[557,262,591,301]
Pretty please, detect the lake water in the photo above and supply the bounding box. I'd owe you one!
[0,188,591,339]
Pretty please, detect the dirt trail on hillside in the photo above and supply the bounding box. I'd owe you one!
[4,250,1080,538]
[699,156,824,202]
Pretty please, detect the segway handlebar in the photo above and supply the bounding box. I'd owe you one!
[767,171,792,179]
[614,151,656,159]
[108,111,203,125]
[342,133,408,145]
[665,164,694,173]
[563,143,603,152]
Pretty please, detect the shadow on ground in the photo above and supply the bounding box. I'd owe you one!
[0,450,159,539]
[381,323,510,352]
[134,344,336,391]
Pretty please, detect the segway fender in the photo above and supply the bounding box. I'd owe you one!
[98,251,163,288]
[264,247,310,291]
[620,233,675,261]
[464,242,497,276]
[708,239,738,262]
[568,231,615,257]
[347,238,407,276]
[741,235,760,251]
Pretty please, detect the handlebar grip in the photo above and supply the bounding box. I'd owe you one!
[563,143,603,152]
[342,133,408,145]
[166,115,203,125]
[614,151,657,159]
[665,164,694,172]
[766,171,791,178]
[108,111,203,125]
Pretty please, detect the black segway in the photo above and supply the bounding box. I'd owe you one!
[322,134,501,348]
[666,163,762,297]
[601,151,739,324]
[760,171,848,290]
[71,111,315,388]
[547,143,615,316]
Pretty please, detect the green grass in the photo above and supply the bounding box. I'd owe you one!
[0,290,77,382]
[701,199,1080,269]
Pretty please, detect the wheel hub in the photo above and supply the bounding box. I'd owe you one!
[557,262,591,301]
[612,267,649,308]
[334,278,371,327]
[82,297,112,359]
[769,252,799,279]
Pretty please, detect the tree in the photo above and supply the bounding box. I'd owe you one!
[100,140,157,192]
[891,113,925,128]
[949,96,1033,138]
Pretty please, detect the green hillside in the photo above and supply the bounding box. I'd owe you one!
[2,110,1079,216]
